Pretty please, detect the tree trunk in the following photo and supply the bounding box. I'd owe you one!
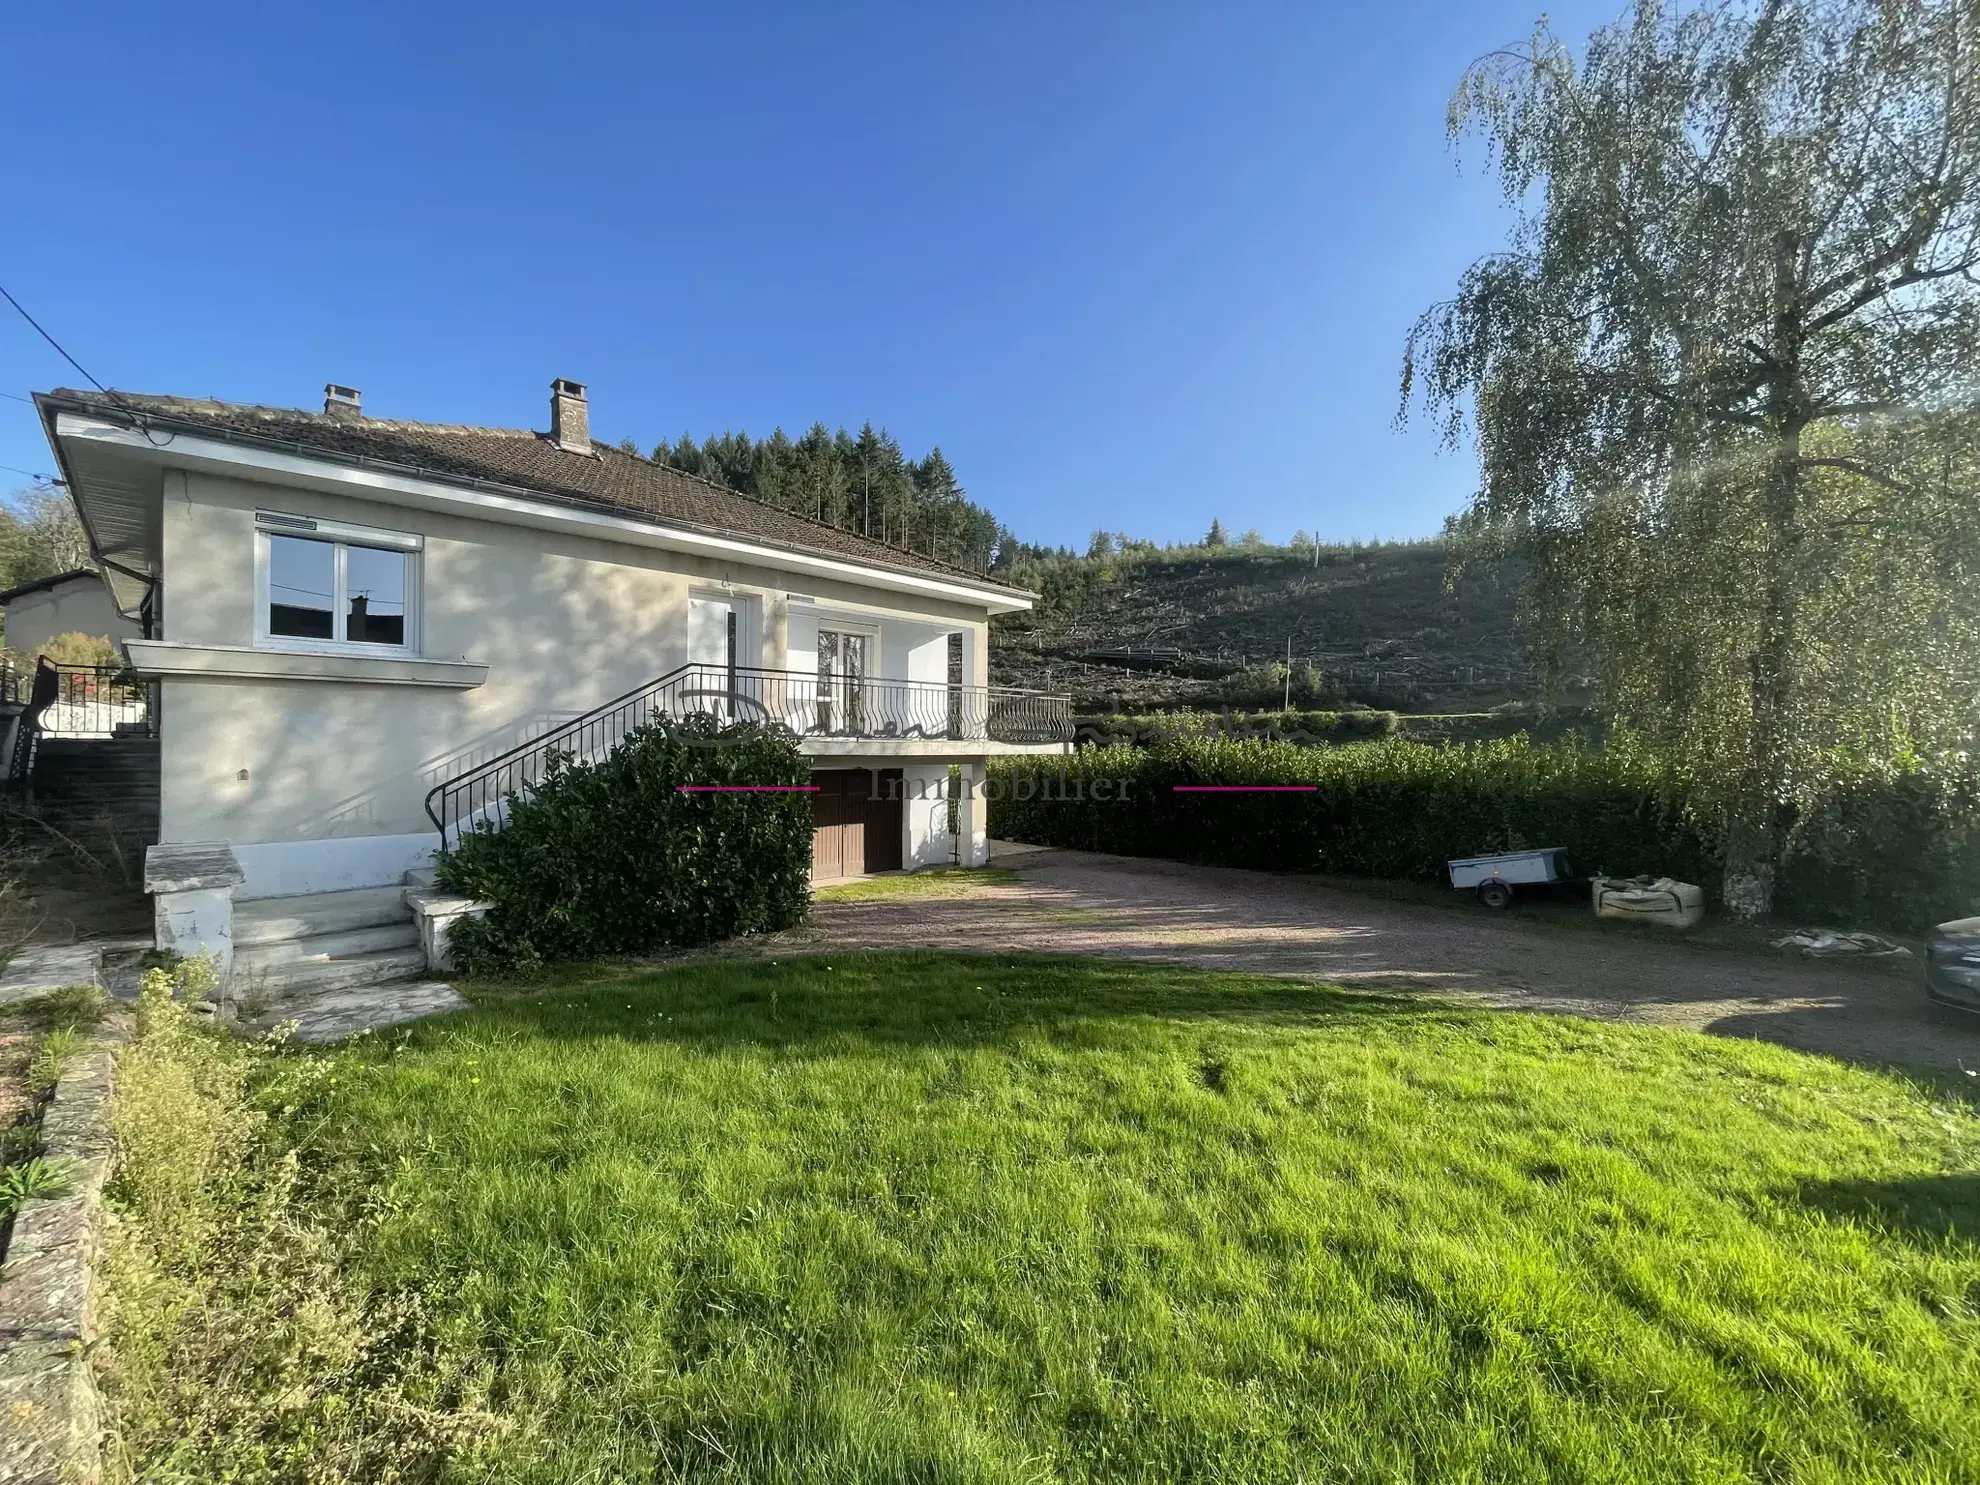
[1723,230,1808,920]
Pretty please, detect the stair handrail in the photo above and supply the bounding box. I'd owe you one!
[424,662,1076,845]
[423,662,704,841]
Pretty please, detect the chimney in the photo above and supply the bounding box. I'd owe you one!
[323,384,362,420]
[550,378,591,454]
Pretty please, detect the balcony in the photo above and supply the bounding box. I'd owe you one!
[426,662,1072,840]
[684,665,1071,746]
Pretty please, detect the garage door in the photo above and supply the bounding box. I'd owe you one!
[810,769,903,880]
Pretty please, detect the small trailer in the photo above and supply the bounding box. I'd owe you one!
[1447,847,1572,909]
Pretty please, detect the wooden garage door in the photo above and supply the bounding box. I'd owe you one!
[810,769,903,880]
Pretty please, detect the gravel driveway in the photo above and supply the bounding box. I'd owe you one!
[798,842,1980,1082]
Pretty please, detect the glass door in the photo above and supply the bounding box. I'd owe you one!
[816,630,867,735]
[687,597,737,717]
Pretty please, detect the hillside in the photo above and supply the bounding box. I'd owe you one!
[987,540,1576,713]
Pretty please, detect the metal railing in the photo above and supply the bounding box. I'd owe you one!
[32,663,156,740]
[423,662,1072,842]
[4,657,157,785]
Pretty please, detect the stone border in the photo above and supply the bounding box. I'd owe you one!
[0,1023,124,1485]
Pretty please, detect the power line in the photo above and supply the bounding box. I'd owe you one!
[0,283,116,397]
[0,463,58,484]
[0,283,164,443]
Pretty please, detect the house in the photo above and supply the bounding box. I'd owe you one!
[32,380,1069,1000]
[0,568,141,658]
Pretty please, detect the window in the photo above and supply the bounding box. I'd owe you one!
[256,513,419,653]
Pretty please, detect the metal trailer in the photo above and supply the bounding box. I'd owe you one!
[1447,847,1571,909]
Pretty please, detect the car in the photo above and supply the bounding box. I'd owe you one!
[1925,916,1980,1013]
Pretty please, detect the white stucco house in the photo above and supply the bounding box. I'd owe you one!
[33,381,1068,1003]
[0,568,141,658]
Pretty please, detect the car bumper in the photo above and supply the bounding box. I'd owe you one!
[1925,960,1980,1013]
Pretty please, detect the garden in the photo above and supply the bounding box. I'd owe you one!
[94,951,1980,1483]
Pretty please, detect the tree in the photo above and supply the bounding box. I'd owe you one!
[1238,528,1266,548]
[1204,519,1229,547]
[1403,0,1980,917]
[0,485,91,590]
[1087,529,1116,558]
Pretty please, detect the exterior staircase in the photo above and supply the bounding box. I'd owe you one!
[230,876,471,1040]
[143,838,477,1042]
[25,737,161,843]
[233,885,428,999]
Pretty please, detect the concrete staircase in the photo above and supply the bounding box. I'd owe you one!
[232,884,428,1005]
[26,737,161,843]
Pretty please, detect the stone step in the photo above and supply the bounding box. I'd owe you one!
[240,945,430,997]
[233,887,412,945]
[260,981,470,1044]
[403,866,439,890]
[235,921,420,970]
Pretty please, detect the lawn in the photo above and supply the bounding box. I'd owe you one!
[810,866,1015,901]
[134,954,1980,1482]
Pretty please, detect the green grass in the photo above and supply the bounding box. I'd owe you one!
[810,867,1015,901]
[280,953,1979,1483]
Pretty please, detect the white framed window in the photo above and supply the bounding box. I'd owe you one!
[253,511,421,655]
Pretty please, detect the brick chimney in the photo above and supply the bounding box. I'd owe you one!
[550,378,591,454]
[323,384,362,420]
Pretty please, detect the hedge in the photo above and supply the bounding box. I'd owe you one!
[438,716,813,972]
[987,736,1980,930]
[990,736,1713,885]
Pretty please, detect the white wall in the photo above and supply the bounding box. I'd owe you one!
[901,762,959,868]
[2,573,140,656]
[155,469,993,883]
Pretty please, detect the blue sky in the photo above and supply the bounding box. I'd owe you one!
[1,1,1619,551]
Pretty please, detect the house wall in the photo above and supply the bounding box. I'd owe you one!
[155,468,994,894]
[2,574,140,656]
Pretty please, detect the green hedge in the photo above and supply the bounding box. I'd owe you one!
[438,717,813,972]
[990,736,1712,885]
[1776,769,1980,931]
[989,737,1980,929]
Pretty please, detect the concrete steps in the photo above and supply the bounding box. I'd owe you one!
[25,737,161,841]
[234,887,411,945]
[232,882,426,1001]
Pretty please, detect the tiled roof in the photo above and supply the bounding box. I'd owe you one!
[44,389,1023,593]
[0,568,103,606]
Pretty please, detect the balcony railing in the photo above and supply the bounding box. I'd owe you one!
[425,662,1071,842]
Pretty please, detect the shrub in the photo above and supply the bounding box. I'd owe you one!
[437,715,814,972]
[98,959,507,1478]
[992,737,1980,929]
[990,735,1716,885]
[1219,661,1334,709]
[1777,766,1980,929]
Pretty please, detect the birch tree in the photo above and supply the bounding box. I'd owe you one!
[1403,0,1980,915]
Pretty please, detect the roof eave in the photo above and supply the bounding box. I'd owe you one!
[43,395,1039,614]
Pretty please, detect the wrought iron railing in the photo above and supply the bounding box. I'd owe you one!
[4,657,157,785]
[423,662,1072,842]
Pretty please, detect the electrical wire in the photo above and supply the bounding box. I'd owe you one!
[0,282,168,444]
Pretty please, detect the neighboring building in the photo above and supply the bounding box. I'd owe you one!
[0,568,141,658]
[33,381,1068,1007]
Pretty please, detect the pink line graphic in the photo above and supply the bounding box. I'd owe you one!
[1172,785,1318,793]
[676,785,821,793]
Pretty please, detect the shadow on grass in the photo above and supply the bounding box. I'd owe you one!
[1794,1173,1980,1246]
[448,950,1467,1056]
